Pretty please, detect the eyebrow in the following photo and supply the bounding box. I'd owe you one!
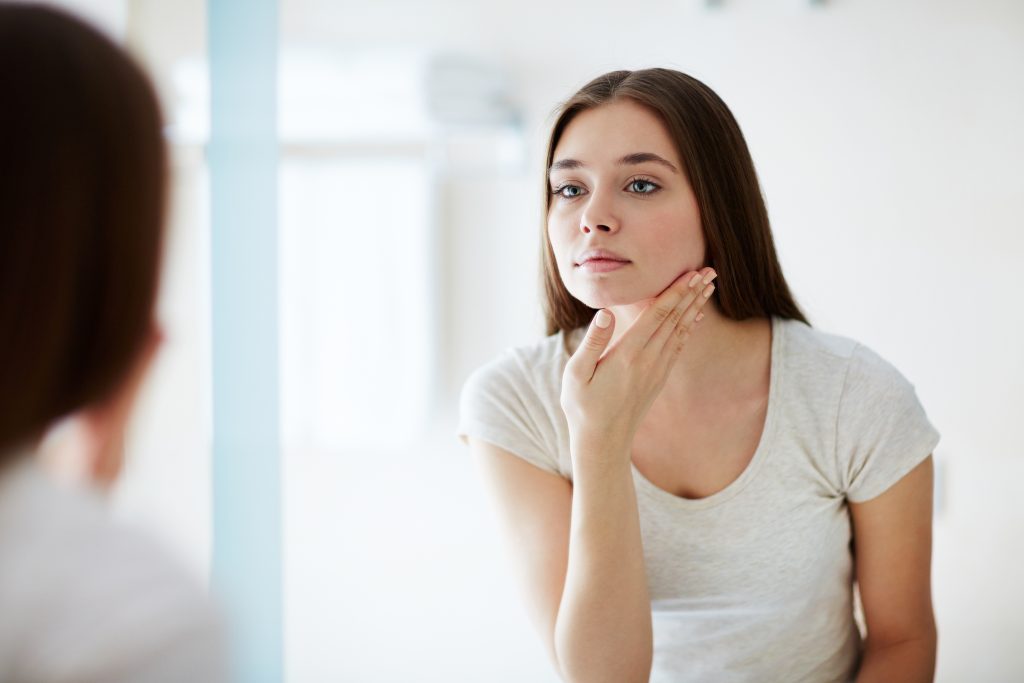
[548,152,679,176]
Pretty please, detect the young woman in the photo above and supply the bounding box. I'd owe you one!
[0,6,227,680]
[458,69,940,683]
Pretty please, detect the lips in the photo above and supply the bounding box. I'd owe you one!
[578,259,630,273]
[575,248,631,266]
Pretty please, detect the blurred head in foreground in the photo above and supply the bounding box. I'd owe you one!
[0,6,227,680]
[0,2,166,484]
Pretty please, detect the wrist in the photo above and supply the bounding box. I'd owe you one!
[569,433,632,467]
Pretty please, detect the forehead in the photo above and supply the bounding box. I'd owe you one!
[552,99,680,168]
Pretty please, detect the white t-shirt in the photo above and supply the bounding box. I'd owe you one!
[0,451,229,682]
[456,315,941,683]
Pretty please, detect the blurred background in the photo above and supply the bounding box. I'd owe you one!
[46,0,1024,680]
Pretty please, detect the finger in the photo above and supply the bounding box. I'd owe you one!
[654,277,715,363]
[647,269,716,354]
[615,269,704,357]
[566,308,616,382]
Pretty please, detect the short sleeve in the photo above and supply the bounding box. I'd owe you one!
[836,343,941,503]
[456,353,563,477]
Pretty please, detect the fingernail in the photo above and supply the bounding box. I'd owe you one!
[703,270,717,285]
[688,273,702,288]
[595,309,611,328]
[703,284,715,298]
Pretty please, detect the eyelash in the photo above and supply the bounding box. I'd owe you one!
[550,176,662,200]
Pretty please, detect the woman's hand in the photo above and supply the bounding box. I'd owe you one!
[560,268,717,462]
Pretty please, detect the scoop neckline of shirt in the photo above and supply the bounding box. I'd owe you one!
[564,315,784,511]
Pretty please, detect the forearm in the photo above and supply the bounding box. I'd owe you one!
[854,634,936,683]
[554,440,652,683]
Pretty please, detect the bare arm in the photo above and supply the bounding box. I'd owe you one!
[468,437,571,677]
[553,269,713,680]
[469,436,652,683]
[850,455,937,682]
[470,268,716,682]
[554,439,652,683]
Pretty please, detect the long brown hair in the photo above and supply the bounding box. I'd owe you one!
[541,68,809,336]
[0,6,167,457]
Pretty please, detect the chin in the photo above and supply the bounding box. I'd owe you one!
[569,283,652,310]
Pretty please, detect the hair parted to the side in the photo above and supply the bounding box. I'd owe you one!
[0,5,167,458]
[540,68,810,337]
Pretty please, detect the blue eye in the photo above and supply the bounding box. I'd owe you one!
[628,179,659,194]
[553,184,585,199]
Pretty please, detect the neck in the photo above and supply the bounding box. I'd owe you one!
[606,299,770,406]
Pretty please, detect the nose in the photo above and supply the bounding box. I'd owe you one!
[579,190,619,235]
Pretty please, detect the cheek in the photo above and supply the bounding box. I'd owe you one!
[631,213,704,290]
[640,207,702,252]
[546,218,572,263]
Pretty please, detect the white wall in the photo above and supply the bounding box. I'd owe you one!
[41,0,127,36]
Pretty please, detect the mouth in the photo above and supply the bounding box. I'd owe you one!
[576,258,632,273]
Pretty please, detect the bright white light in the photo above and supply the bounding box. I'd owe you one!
[279,157,433,453]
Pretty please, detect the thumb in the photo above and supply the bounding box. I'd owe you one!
[572,309,615,374]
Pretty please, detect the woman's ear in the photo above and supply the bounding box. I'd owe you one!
[75,321,165,491]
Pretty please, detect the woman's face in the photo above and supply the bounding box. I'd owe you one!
[547,98,705,310]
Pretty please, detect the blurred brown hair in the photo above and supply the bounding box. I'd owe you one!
[541,68,809,336]
[0,5,167,457]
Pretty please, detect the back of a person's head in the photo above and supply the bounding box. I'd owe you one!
[0,4,167,459]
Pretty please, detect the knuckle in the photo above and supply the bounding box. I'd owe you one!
[653,305,674,323]
[639,356,657,376]
[667,306,685,326]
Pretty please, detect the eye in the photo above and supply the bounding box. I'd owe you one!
[627,177,660,195]
[552,183,586,199]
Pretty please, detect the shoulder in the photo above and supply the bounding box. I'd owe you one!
[460,329,574,406]
[777,317,913,392]
[0,460,227,681]
[457,331,576,477]
[777,316,858,362]
[775,319,939,501]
